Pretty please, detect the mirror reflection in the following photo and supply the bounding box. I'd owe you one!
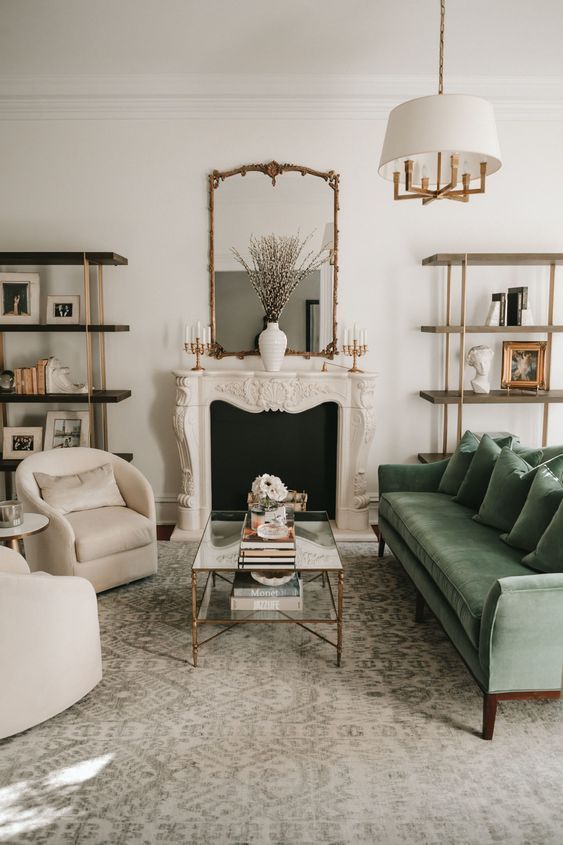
[211,164,338,357]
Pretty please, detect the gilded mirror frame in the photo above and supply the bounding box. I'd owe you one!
[208,160,339,359]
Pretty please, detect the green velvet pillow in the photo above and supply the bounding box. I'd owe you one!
[473,446,543,532]
[502,466,563,552]
[523,499,563,573]
[438,431,515,497]
[454,434,511,511]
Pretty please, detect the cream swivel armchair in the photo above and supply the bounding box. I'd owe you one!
[16,448,158,593]
[0,545,102,739]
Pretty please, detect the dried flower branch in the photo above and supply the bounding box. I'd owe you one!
[232,232,329,322]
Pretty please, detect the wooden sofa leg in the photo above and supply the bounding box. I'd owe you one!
[415,589,425,623]
[378,535,386,558]
[482,693,498,740]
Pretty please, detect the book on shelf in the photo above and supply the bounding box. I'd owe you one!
[240,512,296,550]
[11,358,49,395]
[230,571,303,611]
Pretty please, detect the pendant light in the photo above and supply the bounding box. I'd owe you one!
[378,0,501,204]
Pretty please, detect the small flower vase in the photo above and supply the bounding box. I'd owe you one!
[263,504,286,524]
[258,322,287,372]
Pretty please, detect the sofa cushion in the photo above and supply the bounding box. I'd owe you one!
[522,499,563,573]
[474,446,543,532]
[438,431,515,497]
[380,491,535,648]
[67,506,155,562]
[454,434,506,511]
[503,466,563,552]
[34,463,126,515]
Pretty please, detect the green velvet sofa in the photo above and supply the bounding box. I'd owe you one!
[378,445,563,740]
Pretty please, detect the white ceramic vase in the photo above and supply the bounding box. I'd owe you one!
[258,321,287,372]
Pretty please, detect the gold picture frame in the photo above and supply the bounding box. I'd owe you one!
[501,340,547,391]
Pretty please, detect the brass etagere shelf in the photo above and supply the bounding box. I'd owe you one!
[419,253,562,463]
[0,252,131,483]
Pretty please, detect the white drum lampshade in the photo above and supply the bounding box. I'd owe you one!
[379,94,502,187]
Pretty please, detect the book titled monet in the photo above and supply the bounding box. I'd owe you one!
[230,572,303,611]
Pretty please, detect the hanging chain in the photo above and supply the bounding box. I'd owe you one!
[438,0,446,94]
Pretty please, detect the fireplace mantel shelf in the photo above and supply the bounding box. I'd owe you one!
[171,368,376,540]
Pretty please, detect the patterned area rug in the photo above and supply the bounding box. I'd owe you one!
[1,541,562,844]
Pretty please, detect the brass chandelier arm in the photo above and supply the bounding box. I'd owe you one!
[394,154,486,203]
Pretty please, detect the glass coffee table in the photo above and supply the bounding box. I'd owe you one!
[191,510,343,667]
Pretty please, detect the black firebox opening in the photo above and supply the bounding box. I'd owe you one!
[210,401,337,518]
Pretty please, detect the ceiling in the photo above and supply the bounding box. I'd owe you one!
[0,0,562,78]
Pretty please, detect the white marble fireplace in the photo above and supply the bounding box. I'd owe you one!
[171,369,376,540]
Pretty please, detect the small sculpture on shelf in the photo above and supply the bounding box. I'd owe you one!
[45,357,88,394]
[466,345,493,394]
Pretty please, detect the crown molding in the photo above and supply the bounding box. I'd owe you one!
[0,74,562,121]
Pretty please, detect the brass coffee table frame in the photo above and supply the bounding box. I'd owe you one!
[191,567,344,667]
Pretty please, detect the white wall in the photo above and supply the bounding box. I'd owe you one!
[0,114,562,520]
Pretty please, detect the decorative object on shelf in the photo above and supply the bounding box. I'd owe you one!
[485,293,506,327]
[0,370,15,392]
[45,357,88,394]
[232,232,329,372]
[466,345,493,394]
[507,286,528,326]
[2,427,43,460]
[45,294,80,324]
[44,410,90,449]
[342,324,368,373]
[0,273,40,324]
[184,321,212,371]
[14,359,48,395]
[0,499,23,528]
[501,341,547,392]
[378,0,501,204]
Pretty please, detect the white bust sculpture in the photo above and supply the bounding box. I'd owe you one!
[466,345,494,394]
[45,357,88,394]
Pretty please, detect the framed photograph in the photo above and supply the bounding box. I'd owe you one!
[0,273,40,324]
[501,340,547,390]
[44,410,90,449]
[2,427,43,460]
[45,294,80,324]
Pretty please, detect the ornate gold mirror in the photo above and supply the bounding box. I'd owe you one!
[209,161,339,359]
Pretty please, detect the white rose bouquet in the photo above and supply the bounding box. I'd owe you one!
[251,473,288,509]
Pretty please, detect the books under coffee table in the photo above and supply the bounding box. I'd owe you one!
[190,510,343,667]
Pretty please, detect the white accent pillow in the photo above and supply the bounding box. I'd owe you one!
[34,463,126,515]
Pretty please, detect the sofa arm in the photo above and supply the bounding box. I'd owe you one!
[378,459,449,495]
[479,573,563,693]
[15,477,77,576]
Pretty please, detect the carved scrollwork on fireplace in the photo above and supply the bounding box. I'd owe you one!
[215,377,334,412]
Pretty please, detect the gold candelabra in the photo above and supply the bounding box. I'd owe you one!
[184,338,213,371]
[342,339,367,373]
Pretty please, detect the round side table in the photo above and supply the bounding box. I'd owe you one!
[0,513,49,552]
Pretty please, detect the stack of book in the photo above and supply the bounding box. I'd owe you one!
[14,359,49,395]
[230,571,303,611]
[238,511,296,568]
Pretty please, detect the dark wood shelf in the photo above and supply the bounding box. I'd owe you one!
[418,452,452,464]
[0,390,131,404]
[0,324,129,333]
[421,325,563,334]
[0,452,133,472]
[0,252,127,266]
[420,389,563,405]
[422,253,563,267]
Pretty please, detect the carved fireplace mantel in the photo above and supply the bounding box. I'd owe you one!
[171,369,376,540]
